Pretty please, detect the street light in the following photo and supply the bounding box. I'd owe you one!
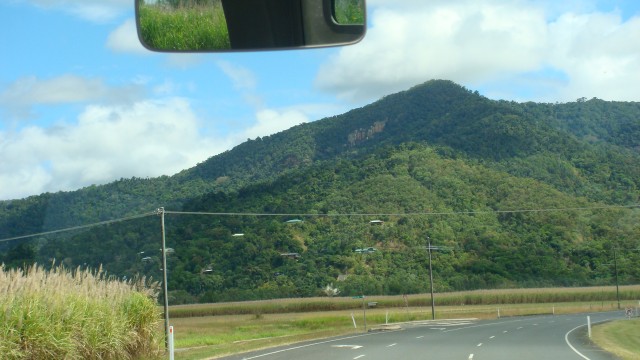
[354,247,377,332]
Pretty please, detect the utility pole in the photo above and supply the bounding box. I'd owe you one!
[425,237,451,320]
[158,207,170,349]
[427,238,436,320]
[613,247,620,310]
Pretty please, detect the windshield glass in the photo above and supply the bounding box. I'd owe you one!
[2,1,640,359]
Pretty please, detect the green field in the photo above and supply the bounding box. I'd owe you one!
[167,286,640,359]
[593,318,640,360]
[138,3,230,51]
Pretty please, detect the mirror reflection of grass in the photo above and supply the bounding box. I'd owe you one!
[139,2,230,51]
[334,0,365,24]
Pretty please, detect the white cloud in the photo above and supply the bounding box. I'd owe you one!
[214,62,344,141]
[0,75,144,120]
[317,0,640,102]
[166,54,205,68]
[21,0,130,22]
[106,18,150,55]
[244,108,309,140]
[216,60,258,91]
[545,11,640,101]
[0,98,226,200]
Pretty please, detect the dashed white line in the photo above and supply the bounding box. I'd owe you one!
[416,336,424,339]
[387,343,397,347]
[332,345,363,350]
[477,343,483,347]
[354,355,365,360]
[489,336,495,339]
[503,330,508,333]
[468,354,474,359]
[517,327,523,330]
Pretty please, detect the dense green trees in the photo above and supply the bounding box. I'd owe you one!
[1,80,639,303]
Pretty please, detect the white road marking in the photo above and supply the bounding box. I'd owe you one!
[468,354,474,359]
[565,325,591,359]
[239,331,385,359]
[503,331,508,333]
[332,345,363,350]
[443,318,527,333]
[354,355,365,360]
[489,336,495,339]
[564,315,617,360]
[433,321,474,326]
[416,336,424,339]
[477,343,483,347]
[387,343,397,347]
[430,328,446,330]
[517,327,523,330]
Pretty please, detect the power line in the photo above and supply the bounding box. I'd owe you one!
[0,212,156,244]
[165,204,639,217]
[1,204,638,245]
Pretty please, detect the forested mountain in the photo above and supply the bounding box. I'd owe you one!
[1,80,639,303]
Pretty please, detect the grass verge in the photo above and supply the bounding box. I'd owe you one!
[592,318,640,360]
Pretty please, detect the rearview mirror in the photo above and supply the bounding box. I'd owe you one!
[136,0,366,52]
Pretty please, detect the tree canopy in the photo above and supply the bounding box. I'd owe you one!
[1,80,639,303]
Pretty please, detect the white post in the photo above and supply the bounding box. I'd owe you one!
[351,312,357,329]
[386,311,389,324]
[497,308,500,319]
[552,306,555,315]
[169,326,175,360]
[587,316,591,338]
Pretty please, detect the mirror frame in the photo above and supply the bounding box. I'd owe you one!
[135,0,366,52]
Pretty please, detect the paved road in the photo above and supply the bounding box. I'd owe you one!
[219,312,624,360]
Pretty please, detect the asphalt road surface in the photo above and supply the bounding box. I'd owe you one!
[219,312,624,360]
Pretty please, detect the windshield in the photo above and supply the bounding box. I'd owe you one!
[2,1,640,359]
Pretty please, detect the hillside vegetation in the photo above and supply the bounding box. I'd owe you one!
[1,80,639,304]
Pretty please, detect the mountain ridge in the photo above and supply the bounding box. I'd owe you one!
[1,80,639,301]
[2,80,639,239]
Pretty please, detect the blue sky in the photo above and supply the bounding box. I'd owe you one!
[1,0,639,200]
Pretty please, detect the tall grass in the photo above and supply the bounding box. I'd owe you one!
[0,264,162,360]
[169,285,640,318]
[139,2,230,51]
